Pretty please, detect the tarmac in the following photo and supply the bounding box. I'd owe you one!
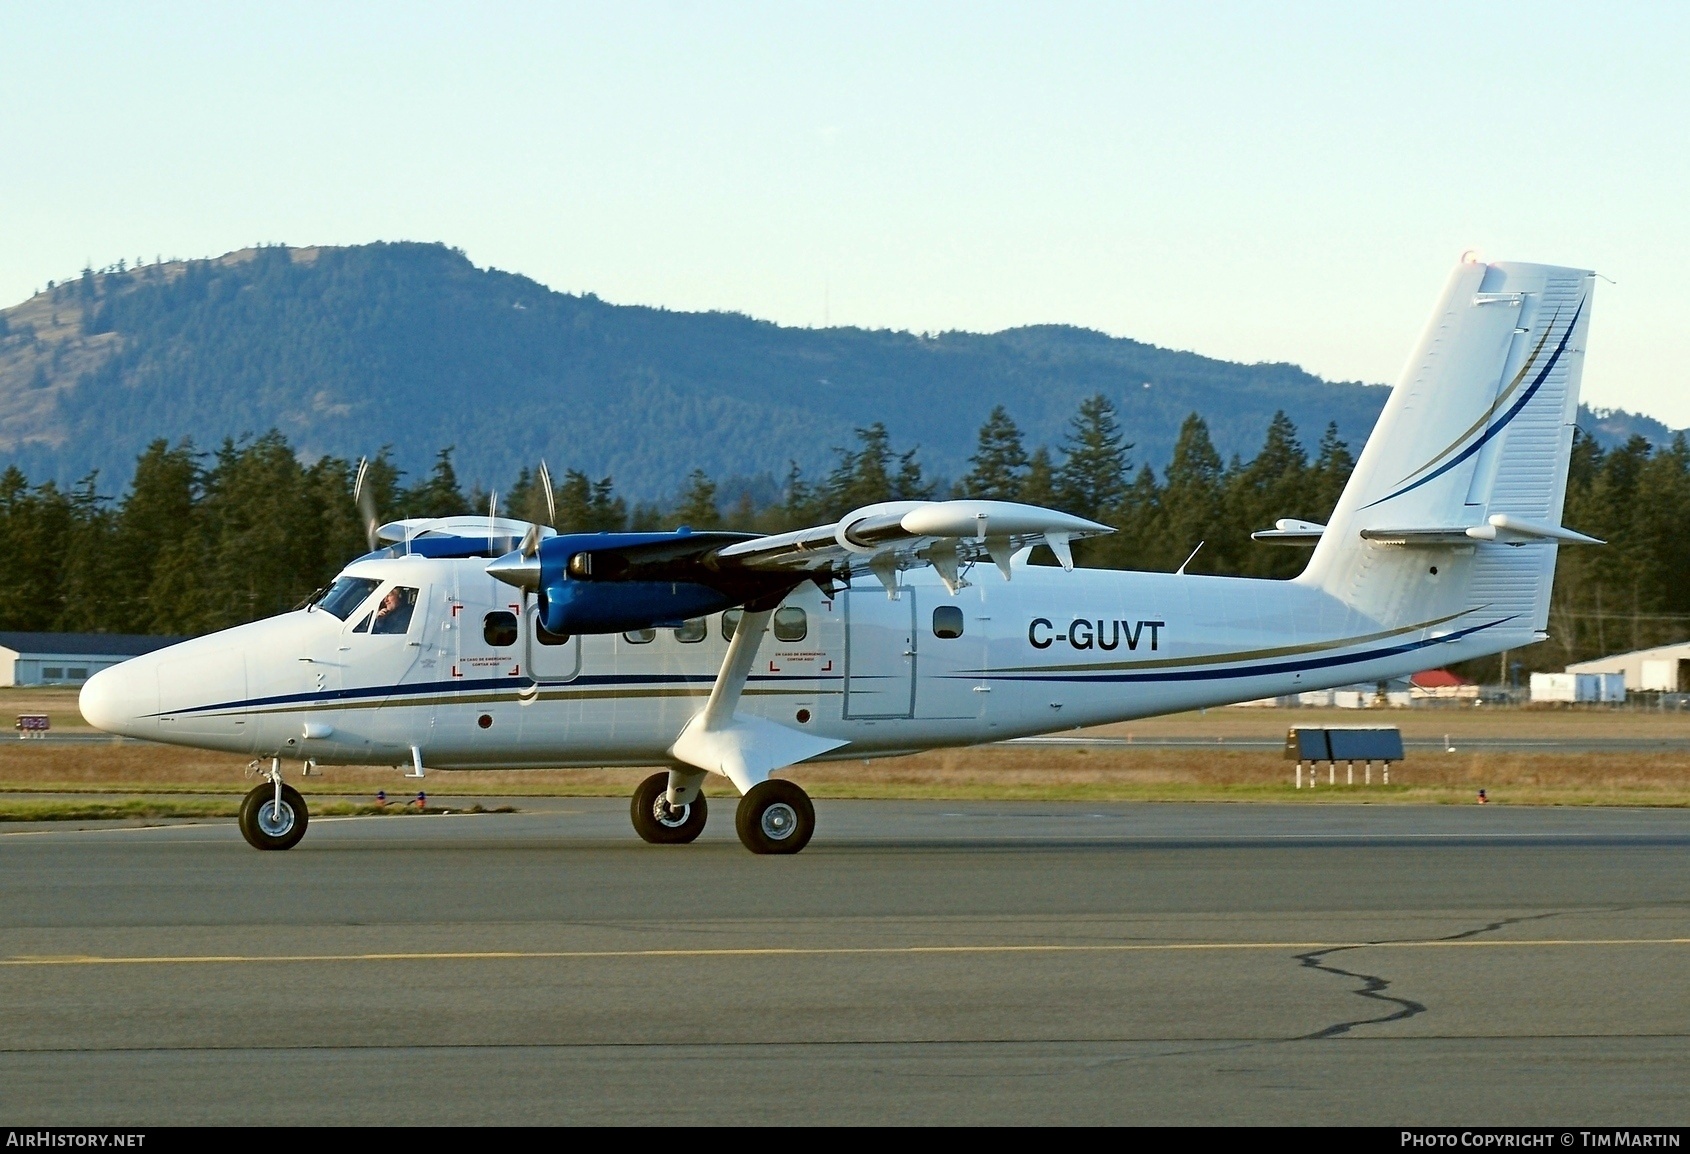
[0,799,1686,1125]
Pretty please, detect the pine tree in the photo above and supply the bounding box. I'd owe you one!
[1019,446,1059,508]
[1308,422,1355,520]
[1226,411,1307,578]
[781,460,817,529]
[893,447,933,501]
[1160,413,1224,574]
[554,470,595,532]
[962,405,1029,499]
[112,440,199,628]
[674,469,720,528]
[1056,394,1132,520]
[824,424,896,515]
[587,477,626,531]
[401,448,467,519]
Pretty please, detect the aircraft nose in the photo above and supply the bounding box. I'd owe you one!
[79,662,156,737]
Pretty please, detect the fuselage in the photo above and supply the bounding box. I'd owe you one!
[79,552,1508,770]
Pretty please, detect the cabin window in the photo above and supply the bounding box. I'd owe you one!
[371,587,419,635]
[773,606,807,642]
[483,611,519,647]
[721,608,743,641]
[535,620,570,646]
[932,605,964,639]
[674,618,707,643]
[624,628,656,644]
[317,576,380,621]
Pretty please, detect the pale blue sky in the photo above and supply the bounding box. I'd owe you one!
[4,3,1687,422]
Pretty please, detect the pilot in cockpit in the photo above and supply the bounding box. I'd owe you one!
[371,586,417,635]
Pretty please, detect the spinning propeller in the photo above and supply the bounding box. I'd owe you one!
[353,456,381,553]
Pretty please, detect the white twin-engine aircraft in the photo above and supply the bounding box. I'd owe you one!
[81,257,1601,854]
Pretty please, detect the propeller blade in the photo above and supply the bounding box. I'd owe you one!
[538,460,556,527]
[519,522,542,558]
[487,490,499,555]
[353,457,380,552]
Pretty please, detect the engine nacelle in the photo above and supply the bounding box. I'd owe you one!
[517,530,797,636]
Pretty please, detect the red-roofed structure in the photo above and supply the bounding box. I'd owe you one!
[1409,668,1478,700]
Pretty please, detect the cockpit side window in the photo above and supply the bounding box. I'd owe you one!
[317,576,380,621]
[352,611,373,633]
[370,586,420,635]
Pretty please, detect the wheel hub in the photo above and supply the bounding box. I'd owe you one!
[760,801,798,841]
[256,800,295,838]
[653,798,692,828]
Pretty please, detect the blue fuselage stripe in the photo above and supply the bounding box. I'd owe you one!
[158,618,1510,717]
[984,617,1508,684]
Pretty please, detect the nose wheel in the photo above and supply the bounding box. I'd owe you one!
[238,780,309,851]
[630,772,708,844]
[735,780,815,854]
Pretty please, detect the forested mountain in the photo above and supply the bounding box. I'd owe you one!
[0,242,1407,499]
[5,242,1670,503]
[2,386,1686,681]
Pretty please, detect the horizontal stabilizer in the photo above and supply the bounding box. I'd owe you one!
[668,713,847,794]
[1251,518,1327,545]
[1360,514,1603,547]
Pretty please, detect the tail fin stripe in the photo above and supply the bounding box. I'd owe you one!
[1393,315,1557,485]
[1359,296,1584,511]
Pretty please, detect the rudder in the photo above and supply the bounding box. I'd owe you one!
[1302,256,1597,648]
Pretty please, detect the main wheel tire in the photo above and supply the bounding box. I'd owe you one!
[630,772,708,844]
[734,780,815,855]
[238,782,309,851]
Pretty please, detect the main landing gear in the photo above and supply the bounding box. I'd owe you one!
[629,771,815,854]
[630,772,709,844]
[238,765,309,851]
[734,779,815,855]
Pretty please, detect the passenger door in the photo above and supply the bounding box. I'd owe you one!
[527,606,581,682]
[842,589,915,720]
[914,589,989,720]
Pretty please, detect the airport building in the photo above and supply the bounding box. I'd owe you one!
[0,632,185,688]
[1566,641,1690,693]
[1529,671,1626,703]
[1234,671,1472,708]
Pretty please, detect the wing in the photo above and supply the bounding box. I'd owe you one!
[712,499,1113,594]
[486,499,1113,635]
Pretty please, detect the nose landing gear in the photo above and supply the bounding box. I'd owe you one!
[239,761,309,850]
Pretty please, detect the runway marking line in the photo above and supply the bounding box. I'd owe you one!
[3,938,1686,967]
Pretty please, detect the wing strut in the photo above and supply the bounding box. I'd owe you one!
[667,608,847,796]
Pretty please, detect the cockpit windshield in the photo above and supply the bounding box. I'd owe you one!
[315,576,380,621]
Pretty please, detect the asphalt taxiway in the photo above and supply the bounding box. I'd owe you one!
[1,800,1685,1125]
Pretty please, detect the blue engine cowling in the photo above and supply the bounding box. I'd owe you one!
[534,530,801,635]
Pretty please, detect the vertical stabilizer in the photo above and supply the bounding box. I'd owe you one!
[1302,256,1596,645]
